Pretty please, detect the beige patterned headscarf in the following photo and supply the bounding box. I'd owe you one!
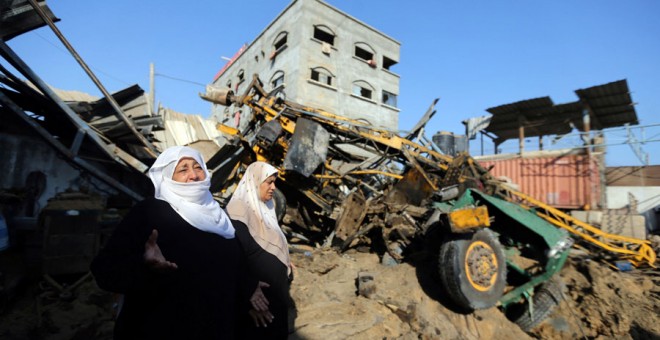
[227,162,290,273]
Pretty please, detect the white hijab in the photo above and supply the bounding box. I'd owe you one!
[227,162,290,272]
[148,146,235,239]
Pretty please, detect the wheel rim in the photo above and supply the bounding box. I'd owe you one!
[464,240,499,292]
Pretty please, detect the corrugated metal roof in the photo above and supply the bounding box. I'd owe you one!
[484,80,638,144]
[152,108,224,153]
[575,79,638,128]
[54,88,99,102]
[0,0,59,41]
[486,96,574,142]
[25,81,99,102]
[605,165,660,186]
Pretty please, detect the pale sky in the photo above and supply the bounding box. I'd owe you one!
[6,0,659,166]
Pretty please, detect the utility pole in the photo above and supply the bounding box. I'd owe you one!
[27,0,157,155]
[149,63,155,115]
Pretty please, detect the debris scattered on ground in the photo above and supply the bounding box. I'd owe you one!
[1,248,658,339]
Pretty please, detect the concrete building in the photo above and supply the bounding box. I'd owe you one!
[210,0,401,131]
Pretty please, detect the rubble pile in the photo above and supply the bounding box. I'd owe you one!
[533,259,660,339]
[1,247,658,339]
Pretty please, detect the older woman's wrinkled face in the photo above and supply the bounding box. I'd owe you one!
[172,157,206,183]
[259,175,277,202]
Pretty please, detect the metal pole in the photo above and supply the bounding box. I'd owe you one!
[518,116,525,156]
[0,40,149,174]
[27,0,157,156]
[582,109,592,209]
[0,90,143,201]
[149,63,155,114]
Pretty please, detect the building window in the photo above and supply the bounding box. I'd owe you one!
[355,46,373,61]
[222,107,231,123]
[271,32,288,59]
[355,42,375,61]
[352,81,374,100]
[226,80,232,89]
[310,67,334,86]
[382,90,398,107]
[235,79,244,93]
[383,56,397,71]
[238,69,245,81]
[274,32,287,50]
[270,71,285,88]
[313,25,335,46]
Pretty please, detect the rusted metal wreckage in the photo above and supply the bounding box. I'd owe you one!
[0,0,233,304]
[0,0,167,299]
[0,0,158,204]
[200,75,655,326]
[202,75,654,263]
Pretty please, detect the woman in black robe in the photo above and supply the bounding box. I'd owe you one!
[91,146,254,340]
[227,162,292,340]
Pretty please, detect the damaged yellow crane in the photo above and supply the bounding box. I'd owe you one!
[200,74,655,330]
[504,189,656,267]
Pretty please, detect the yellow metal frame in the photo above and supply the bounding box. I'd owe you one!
[212,76,657,269]
[238,82,452,171]
[448,206,490,232]
[506,188,656,268]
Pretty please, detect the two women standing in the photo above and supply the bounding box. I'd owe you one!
[91,146,291,339]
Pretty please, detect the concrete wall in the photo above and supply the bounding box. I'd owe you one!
[606,186,660,213]
[211,0,400,130]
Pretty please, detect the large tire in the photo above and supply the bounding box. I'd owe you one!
[512,279,563,332]
[272,188,287,222]
[437,229,507,311]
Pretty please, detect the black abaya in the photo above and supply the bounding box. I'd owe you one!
[91,197,252,340]
[232,220,290,340]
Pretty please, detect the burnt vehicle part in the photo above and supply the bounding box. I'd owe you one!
[507,279,563,331]
[428,189,572,311]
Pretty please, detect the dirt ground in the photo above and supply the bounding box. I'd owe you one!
[0,247,658,339]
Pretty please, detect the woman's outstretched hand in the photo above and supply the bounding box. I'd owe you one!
[144,229,178,272]
[249,309,274,328]
[250,281,270,311]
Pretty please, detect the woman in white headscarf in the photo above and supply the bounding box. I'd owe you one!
[227,161,291,340]
[91,146,254,340]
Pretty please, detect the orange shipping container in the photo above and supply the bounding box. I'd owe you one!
[477,151,602,209]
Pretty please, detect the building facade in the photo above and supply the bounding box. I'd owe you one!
[210,0,401,131]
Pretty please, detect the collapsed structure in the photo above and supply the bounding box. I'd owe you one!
[0,0,226,301]
[0,0,657,335]
[200,75,655,328]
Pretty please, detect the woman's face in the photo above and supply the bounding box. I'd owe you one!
[259,175,277,202]
[172,157,206,183]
